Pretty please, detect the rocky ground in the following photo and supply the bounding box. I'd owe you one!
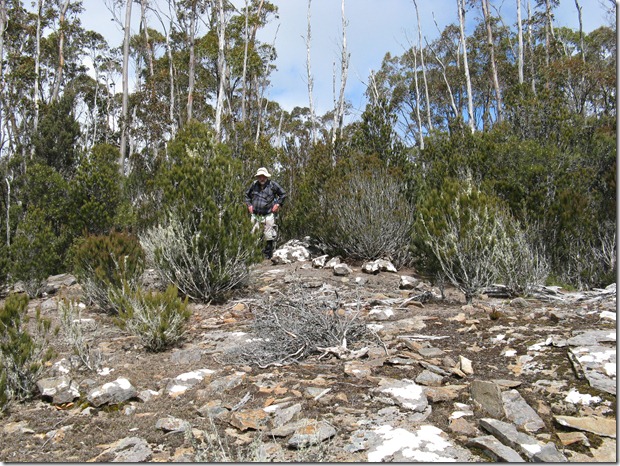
[0,245,616,462]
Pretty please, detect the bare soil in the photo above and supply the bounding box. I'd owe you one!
[0,259,616,462]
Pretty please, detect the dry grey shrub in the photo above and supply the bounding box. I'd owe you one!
[563,220,616,289]
[320,170,415,267]
[224,286,375,368]
[188,414,333,462]
[495,219,550,296]
[58,299,102,373]
[140,215,254,302]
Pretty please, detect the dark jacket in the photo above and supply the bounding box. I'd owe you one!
[244,179,287,215]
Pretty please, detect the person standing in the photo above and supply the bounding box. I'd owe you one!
[244,167,286,259]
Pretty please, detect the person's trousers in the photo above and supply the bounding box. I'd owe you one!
[250,213,277,241]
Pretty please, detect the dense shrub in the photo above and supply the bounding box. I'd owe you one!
[9,207,62,297]
[416,178,526,303]
[113,284,190,352]
[318,168,415,267]
[142,125,261,302]
[68,144,125,236]
[140,214,258,302]
[71,231,145,313]
[0,294,56,403]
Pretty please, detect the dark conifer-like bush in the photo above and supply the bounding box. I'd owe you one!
[416,178,525,303]
[9,207,62,297]
[71,230,145,313]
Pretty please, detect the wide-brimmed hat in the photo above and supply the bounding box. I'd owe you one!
[254,167,271,178]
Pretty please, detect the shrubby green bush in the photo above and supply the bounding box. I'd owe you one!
[141,123,261,302]
[71,231,145,313]
[113,284,190,352]
[9,207,62,297]
[68,144,125,236]
[416,178,532,303]
[0,293,56,403]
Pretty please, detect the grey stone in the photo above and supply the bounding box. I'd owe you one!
[270,403,302,428]
[415,369,444,386]
[502,389,545,432]
[87,377,137,407]
[419,361,451,376]
[333,263,352,276]
[166,369,215,396]
[312,255,329,268]
[155,416,192,433]
[480,418,567,462]
[92,436,152,462]
[554,415,616,438]
[470,380,505,418]
[373,378,428,413]
[567,330,616,346]
[287,420,337,449]
[468,435,525,462]
[399,275,420,290]
[37,376,80,404]
[418,346,445,358]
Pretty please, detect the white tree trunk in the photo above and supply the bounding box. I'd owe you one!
[412,47,424,149]
[481,0,503,123]
[140,0,154,78]
[413,0,432,131]
[51,0,70,103]
[331,0,349,144]
[527,0,536,94]
[0,0,6,156]
[457,0,475,133]
[214,0,227,141]
[119,0,132,174]
[187,0,196,122]
[517,0,524,84]
[305,0,317,144]
[574,0,585,62]
[33,0,45,156]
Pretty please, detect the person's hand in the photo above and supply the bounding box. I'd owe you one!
[272,204,280,213]
[248,205,253,214]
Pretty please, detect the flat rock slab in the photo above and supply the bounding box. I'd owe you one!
[373,378,428,412]
[480,418,567,462]
[91,436,152,462]
[501,389,545,433]
[366,424,475,462]
[468,435,525,462]
[554,415,616,438]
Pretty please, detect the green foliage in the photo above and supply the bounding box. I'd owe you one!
[71,231,145,312]
[0,294,56,403]
[113,284,190,352]
[9,207,62,297]
[0,367,8,414]
[416,178,522,303]
[32,92,81,177]
[68,144,124,236]
[142,122,261,302]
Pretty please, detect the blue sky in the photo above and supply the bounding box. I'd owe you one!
[80,0,614,122]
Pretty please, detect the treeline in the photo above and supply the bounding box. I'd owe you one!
[0,0,616,299]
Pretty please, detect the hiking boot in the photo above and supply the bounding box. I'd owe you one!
[264,240,274,259]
